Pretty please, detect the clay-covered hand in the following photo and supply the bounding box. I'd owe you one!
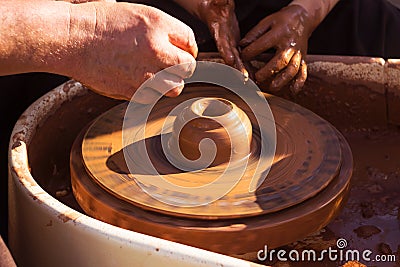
[240,5,314,93]
[197,0,247,76]
[67,3,197,103]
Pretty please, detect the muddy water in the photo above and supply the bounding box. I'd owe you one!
[328,129,400,266]
[28,92,399,267]
[258,129,400,267]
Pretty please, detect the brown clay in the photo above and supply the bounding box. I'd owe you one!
[168,97,252,168]
[70,84,352,255]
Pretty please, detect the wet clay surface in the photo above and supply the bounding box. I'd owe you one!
[77,86,345,220]
[28,86,399,265]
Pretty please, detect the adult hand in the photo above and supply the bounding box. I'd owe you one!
[240,5,313,94]
[197,0,247,78]
[65,3,197,103]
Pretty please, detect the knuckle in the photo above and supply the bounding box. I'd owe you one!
[287,65,297,76]
[280,72,290,81]
[176,55,196,75]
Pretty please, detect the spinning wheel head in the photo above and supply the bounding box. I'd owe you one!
[70,85,352,255]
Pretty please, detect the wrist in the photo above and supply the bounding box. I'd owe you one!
[288,0,339,31]
[57,2,99,77]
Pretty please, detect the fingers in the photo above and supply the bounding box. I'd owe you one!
[216,31,244,71]
[290,59,307,94]
[210,19,248,78]
[164,82,185,97]
[232,47,244,69]
[132,71,185,104]
[240,30,279,61]
[240,18,272,48]
[147,71,185,96]
[215,32,248,79]
[210,22,235,65]
[132,83,185,104]
[255,48,296,82]
[161,43,197,79]
[217,39,248,79]
[270,50,301,91]
[217,39,236,66]
[168,20,198,58]
[254,49,307,94]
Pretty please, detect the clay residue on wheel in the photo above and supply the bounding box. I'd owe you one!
[10,81,92,203]
[255,128,400,267]
[28,88,121,210]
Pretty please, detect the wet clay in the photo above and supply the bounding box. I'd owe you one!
[69,85,352,254]
[168,98,252,168]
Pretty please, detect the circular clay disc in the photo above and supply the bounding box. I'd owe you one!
[78,86,342,219]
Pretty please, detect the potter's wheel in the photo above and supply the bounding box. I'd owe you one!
[70,85,352,255]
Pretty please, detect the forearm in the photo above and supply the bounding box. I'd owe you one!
[289,0,340,30]
[0,1,96,76]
